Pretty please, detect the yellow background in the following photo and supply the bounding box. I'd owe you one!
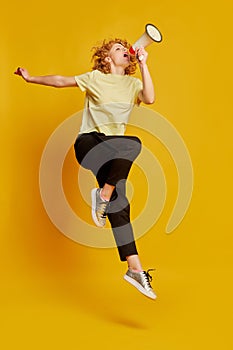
[1,0,233,349]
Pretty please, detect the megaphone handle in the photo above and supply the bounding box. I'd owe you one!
[130,46,144,61]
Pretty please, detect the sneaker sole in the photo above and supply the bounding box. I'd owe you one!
[124,274,157,300]
[91,189,104,228]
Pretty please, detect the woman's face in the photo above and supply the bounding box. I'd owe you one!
[108,43,130,67]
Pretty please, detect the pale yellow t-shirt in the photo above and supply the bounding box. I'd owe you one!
[75,70,143,135]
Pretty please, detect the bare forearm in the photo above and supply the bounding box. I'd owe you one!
[139,63,155,104]
[27,75,67,87]
[14,67,77,87]
[27,74,78,87]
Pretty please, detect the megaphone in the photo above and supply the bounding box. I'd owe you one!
[129,23,162,61]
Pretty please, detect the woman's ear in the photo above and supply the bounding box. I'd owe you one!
[105,56,112,63]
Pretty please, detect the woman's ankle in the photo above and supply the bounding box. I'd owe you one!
[101,184,115,201]
[126,254,143,272]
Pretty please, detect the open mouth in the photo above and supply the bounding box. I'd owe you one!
[123,53,129,58]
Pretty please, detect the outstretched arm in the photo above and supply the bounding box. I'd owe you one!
[14,67,77,88]
[136,47,155,105]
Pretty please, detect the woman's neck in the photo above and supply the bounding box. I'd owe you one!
[110,66,125,75]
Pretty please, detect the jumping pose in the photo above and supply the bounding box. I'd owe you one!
[15,38,157,299]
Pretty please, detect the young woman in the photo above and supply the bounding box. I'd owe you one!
[15,38,157,299]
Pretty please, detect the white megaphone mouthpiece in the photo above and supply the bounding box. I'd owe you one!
[129,23,162,61]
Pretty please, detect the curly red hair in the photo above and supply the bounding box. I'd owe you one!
[91,38,137,75]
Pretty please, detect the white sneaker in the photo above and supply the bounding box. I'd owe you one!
[124,268,157,300]
[91,188,109,227]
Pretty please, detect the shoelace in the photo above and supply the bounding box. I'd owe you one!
[100,210,107,219]
[143,269,156,287]
[98,201,109,219]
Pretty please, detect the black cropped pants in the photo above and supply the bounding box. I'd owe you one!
[74,132,142,261]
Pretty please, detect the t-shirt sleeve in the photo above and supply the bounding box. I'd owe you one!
[74,72,91,92]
